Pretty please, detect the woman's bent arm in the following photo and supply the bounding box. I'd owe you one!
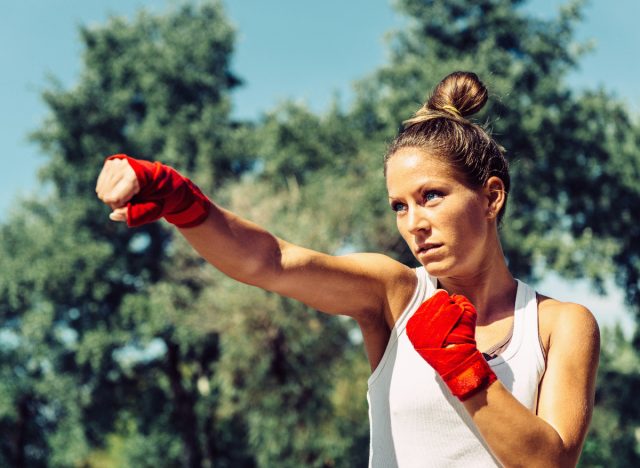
[463,301,600,467]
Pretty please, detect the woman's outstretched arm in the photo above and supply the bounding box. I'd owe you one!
[178,209,415,319]
[96,155,416,327]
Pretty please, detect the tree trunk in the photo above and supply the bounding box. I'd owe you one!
[165,339,203,468]
[14,395,29,468]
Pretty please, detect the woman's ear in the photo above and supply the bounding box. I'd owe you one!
[483,176,506,220]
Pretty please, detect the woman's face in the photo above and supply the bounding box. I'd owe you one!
[386,147,495,278]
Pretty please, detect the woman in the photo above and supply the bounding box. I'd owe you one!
[96,71,599,467]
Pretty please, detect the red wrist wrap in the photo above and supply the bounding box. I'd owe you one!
[107,154,211,228]
[406,290,497,401]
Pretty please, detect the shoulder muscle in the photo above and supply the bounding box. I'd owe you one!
[537,297,600,457]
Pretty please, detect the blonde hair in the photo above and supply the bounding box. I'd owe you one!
[385,71,510,223]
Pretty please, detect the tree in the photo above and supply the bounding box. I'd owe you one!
[3,0,639,465]
[1,2,252,466]
[1,2,371,466]
[580,326,640,466]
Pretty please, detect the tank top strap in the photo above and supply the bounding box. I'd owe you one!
[368,267,435,386]
[520,280,539,338]
[394,267,436,332]
[495,280,545,373]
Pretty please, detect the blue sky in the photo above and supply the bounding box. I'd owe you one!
[1,0,637,331]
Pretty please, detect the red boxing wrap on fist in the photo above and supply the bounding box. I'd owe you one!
[107,154,211,228]
[406,290,497,401]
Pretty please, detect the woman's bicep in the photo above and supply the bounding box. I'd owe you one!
[269,242,416,318]
[536,303,600,462]
[181,207,415,319]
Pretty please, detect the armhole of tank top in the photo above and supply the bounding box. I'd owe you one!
[510,282,546,376]
[489,279,544,372]
[488,279,525,366]
[531,289,546,414]
[533,291,547,375]
[367,267,434,386]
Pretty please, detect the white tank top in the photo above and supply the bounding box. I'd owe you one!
[367,267,546,467]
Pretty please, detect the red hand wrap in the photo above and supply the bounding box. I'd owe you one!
[406,290,497,401]
[107,154,211,228]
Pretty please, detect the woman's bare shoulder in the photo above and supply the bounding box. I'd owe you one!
[537,294,601,358]
[337,252,417,286]
[341,252,418,324]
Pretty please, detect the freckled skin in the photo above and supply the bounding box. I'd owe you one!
[386,147,497,280]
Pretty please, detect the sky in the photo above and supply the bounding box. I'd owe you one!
[1,0,638,332]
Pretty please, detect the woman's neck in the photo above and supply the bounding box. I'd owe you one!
[437,252,516,325]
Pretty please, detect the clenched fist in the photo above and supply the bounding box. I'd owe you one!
[95,154,210,228]
[406,290,498,401]
[95,156,141,222]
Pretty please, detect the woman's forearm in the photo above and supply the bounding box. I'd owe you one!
[179,202,285,289]
[464,382,580,467]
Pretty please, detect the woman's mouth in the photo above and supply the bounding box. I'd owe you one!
[416,243,443,257]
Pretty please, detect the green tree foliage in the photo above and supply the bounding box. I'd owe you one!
[580,326,640,466]
[1,1,370,466]
[1,2,251,466]
[214,167,378,466]
[2,0,640,466]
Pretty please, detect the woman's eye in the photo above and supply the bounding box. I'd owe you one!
[424,191,443,202]
[391,202,406,213]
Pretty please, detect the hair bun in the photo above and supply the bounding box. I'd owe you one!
[428,71,488,118]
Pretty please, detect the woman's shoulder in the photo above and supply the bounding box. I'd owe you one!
[338,252,417,286]
[338,252,418,321]
[537,293,601,361]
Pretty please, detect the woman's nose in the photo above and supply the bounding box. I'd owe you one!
[407,206,430,234]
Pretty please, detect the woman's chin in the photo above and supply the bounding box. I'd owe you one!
[420,259,454,278]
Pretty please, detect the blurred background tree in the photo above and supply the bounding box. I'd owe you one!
[1,0,638,466]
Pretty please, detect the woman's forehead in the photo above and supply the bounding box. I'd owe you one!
[386,148,461,187]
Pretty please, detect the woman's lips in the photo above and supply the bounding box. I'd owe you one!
[416,243,443,257]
